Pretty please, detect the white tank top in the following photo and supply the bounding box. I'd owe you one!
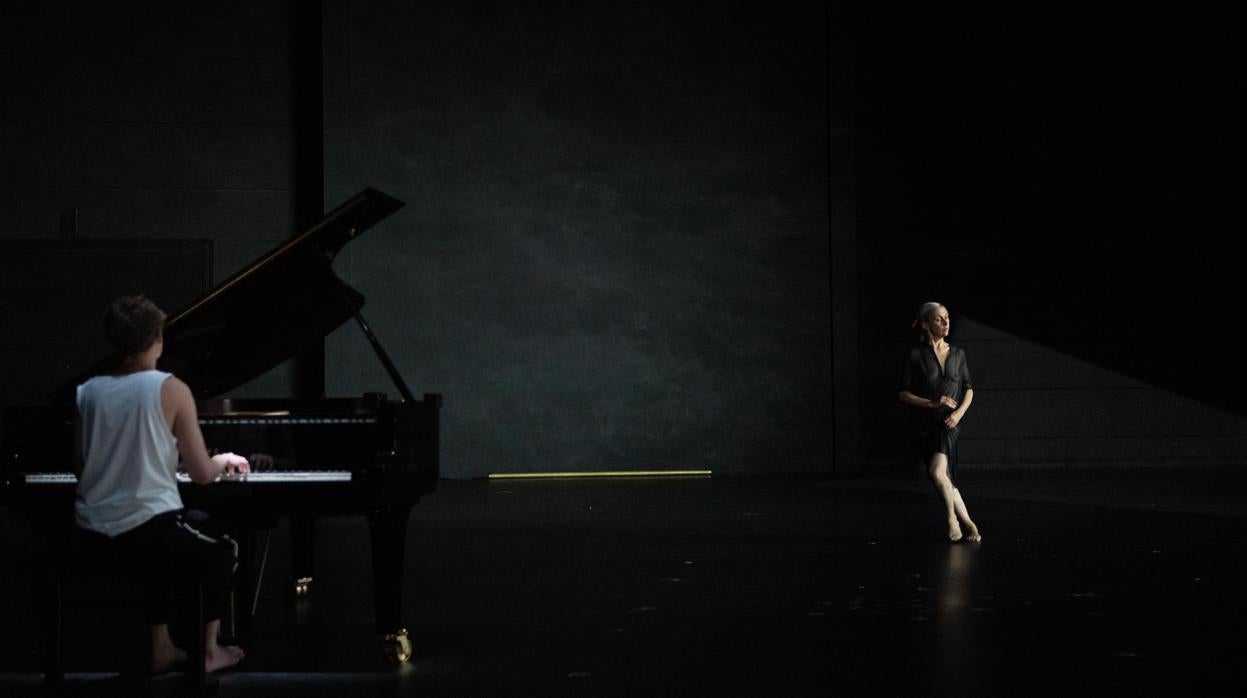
[75,370,183,536]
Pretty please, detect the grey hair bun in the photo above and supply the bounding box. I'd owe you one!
[914,301,943,327]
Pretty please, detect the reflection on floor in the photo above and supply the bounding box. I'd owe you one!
[3,467,1247,696]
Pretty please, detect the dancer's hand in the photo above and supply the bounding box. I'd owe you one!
[935,395,959,410]
[944,412,961,429]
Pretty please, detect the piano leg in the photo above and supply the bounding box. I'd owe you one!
[366,505,413,663]
[290,516,315,598]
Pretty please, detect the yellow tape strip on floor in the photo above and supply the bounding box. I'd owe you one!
[488,470,713,480]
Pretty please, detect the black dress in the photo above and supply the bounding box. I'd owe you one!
[901,343,973,485]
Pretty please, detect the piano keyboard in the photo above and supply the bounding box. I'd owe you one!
[25,471,353,484]
[198,416,377,426]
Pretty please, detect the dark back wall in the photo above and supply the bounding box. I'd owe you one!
[320,2,831,477]
[1,2,833,479]
[11,1,1241,479]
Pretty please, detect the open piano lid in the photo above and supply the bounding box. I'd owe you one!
[50,188,405,402]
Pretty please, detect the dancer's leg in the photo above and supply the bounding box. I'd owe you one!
[927,453,962,541]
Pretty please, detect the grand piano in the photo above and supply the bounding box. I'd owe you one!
[0,188,440,663]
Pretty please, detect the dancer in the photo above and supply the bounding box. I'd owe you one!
[898,301,982,542]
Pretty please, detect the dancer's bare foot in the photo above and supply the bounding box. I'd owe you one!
[205,645,245,673]
[149,645,187,675]
[963,521,982,543]
[947,518,963,542]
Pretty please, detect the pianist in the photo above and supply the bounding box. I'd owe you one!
[73,295,250,674]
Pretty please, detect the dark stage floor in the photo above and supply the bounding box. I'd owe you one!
[4,466,1247,696]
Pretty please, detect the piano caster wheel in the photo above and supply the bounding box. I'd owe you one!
[383,629,412,663]
[294,576,313,598]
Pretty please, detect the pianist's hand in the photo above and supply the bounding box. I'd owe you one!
[211,452,251,478]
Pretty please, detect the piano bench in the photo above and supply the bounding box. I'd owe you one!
[41,562,211,693]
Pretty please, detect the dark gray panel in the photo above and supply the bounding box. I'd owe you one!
[0,188,293,240]
[2,55,289,124]
[0,240,211,406]
[0,2,289,60]
[0,348,92,408]
[0,3,299,405]
[1,123,291,189]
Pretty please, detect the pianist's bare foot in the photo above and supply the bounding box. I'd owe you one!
[149,645,187,675]
[205,644,245,673]
[148,624,186,675]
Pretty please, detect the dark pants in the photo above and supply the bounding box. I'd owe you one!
[75,509,237,626]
